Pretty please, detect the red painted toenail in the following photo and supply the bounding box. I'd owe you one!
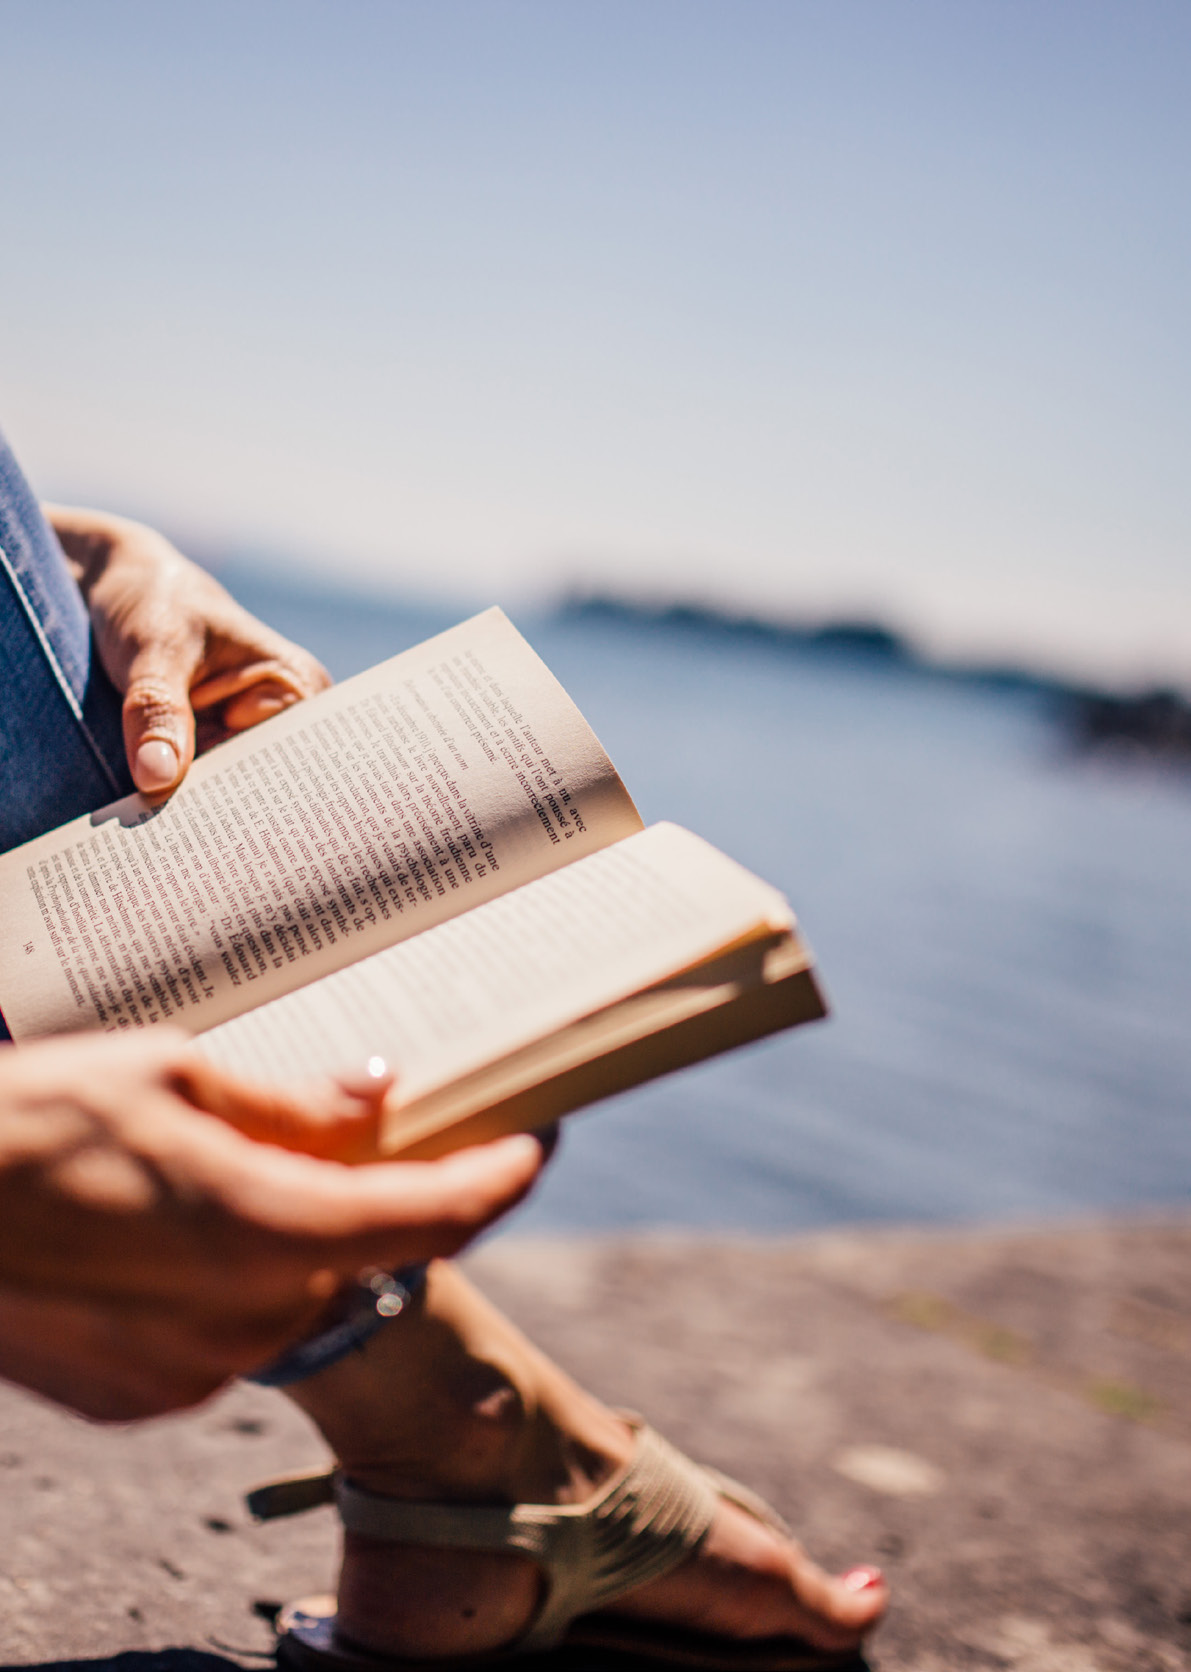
[839,1566,885,1591]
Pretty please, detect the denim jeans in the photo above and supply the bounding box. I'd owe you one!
[0,429,134,1038]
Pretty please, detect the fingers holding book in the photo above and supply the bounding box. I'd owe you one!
[175,1049,397,1162]
[43,502,330,797]
[0,1029,547,1419]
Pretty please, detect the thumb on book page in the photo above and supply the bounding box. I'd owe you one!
[122,639,201,795]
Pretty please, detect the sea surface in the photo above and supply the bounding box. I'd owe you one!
[225,564,1191,1234]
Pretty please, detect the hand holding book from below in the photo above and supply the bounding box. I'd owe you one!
[0,1028,546,1420]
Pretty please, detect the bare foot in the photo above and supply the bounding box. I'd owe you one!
[285,1262,888,1660]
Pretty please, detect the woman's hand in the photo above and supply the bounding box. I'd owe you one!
[45,505,330,796]
[0,1031,545,1421]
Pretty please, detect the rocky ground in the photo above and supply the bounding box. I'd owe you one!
[0,1216,1188,1672]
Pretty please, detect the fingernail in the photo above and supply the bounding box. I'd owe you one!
[337,1058,394,1100]
[839,1566,885,1592]
[135,739,179,792]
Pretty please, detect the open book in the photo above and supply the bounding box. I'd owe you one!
[0,610,825,1158]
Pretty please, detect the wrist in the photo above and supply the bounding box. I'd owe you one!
[246,1264,428,1388]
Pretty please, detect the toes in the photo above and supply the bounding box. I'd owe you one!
[690,1501,889,1648]
[614,1497,888,1651]
[781,1541,889,1648]
[840,1564,886,1596]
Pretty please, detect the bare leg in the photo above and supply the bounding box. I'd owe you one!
[286,1260,888,1660]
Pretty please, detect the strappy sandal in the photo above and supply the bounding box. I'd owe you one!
[247,1416,871,1670]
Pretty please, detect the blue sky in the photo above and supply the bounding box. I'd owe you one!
[1,0,1188,685]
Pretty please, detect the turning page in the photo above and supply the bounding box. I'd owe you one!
[0,610,641,1039]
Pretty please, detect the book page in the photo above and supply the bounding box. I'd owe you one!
[388,935,821,1160]
[196,824,794,1108]
[0,609,641,1039]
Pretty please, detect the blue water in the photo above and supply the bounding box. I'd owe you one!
[226,565,1191,1233]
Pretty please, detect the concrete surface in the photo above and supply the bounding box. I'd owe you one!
[0,1217,1188,1672]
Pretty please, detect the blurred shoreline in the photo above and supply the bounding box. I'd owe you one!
[558,589,1191,766]
[211,552,1191,763]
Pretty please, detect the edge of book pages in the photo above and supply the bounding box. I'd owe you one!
[381,929,825,1159]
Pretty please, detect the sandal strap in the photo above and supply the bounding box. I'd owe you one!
[246,1468,337,1522]
[244,1421,780,1656]
[336,1418,720,1653]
